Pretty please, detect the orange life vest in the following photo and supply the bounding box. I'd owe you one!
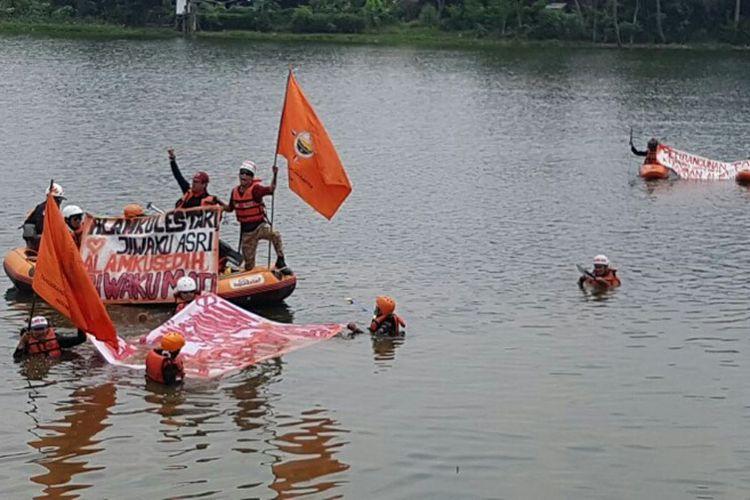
[584,269,621,288]
[369,313,406,335]
[231,181,266,224]
[644,149,658,165]
[26,328,62,358]
[145,349,184,384]
[176,191,218,209]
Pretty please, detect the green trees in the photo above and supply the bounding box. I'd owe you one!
[1,0,748,44]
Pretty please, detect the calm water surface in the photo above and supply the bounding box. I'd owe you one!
[1,36,750,499]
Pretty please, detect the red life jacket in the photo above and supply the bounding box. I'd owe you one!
[176,191,218,209]
[26,328,62,358]
[145,349,185,384]
[231,181,266,224]
[68,227,82,248]
[644,149,658,165]
[369,313,406,335]
[585,269,621,289]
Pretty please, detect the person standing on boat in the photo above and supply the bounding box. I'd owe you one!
[631,137,659,164]
[223,160,291,274]
[23,183,65,251]
[14,316,86,361]
[168,149,225,209]
[578,255,621,290]
[62,205,84,248]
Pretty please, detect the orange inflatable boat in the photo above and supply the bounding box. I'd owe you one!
[3,247,295,305]
[736,169,750,186]
[639,163,670,180]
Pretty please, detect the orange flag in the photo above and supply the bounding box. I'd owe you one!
[276,71,352,219]
[32,194,118,348]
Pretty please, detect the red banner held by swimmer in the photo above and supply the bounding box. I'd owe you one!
[89,293,343,378]
[656,144,750,180]
[79,207,221,304]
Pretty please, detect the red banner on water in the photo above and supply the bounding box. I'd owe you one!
[657,144,750,180]
[89,293,342,378]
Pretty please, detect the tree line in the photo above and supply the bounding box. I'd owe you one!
[1,0,748,44]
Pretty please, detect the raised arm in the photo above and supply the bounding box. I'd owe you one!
[168,149,190,194]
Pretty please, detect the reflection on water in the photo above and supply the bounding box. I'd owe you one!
[371,336,404,369]
[26,383,115,498]
[269,408,349,498]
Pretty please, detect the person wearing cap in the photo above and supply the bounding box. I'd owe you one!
[145,332,186,385]
[173,276,198,315]
[578,254,621,290]
[123,203,145,219]
[13,315,86,361]
[346,296,406,337]
[23,183,66,251]
[62,204,84,247]
[631,137,660,164]
[224,160,291,274]
[168,149,224,209]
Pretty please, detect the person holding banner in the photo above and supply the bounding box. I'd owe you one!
[23,183,66,251]
[224,160,291,274]
[631,137,660,164]
[14,316,87,361]
[145,332,186,385]
[346,296,406,337]
[168,148,225,209]
[174,276,198,314]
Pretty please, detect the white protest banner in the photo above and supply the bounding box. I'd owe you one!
[79,206,220,304]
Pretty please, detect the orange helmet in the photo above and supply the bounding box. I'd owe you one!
[161,332,185,351]
[375,295,396,315]
[123,203,145,219]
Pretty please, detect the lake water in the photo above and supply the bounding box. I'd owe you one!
[1,35,750,498]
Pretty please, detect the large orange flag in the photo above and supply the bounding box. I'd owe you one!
[276,71,352,219]
[32,194,118,348]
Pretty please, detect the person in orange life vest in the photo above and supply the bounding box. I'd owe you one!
[123,203,145,219]
[62,205,84,248]
[224,160,291,274]
[168,148,225,209]
[173,276,198,315]
[631,137,659,164]
[145,332,185,385]
[13,316,86,361]
[347,296,406,337]
[578,254,621,290]
[23,183,66,251]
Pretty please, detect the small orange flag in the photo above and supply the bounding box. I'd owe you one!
[276,71,352,219]
[32,194,118,348]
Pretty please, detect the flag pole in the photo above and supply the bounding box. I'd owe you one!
[27,179,54,330]
[267,67,293,269]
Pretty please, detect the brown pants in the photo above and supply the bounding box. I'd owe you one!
[241,223,284,271]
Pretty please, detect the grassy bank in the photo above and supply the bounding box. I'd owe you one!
[0,20,176,39]
[0,20,746,51]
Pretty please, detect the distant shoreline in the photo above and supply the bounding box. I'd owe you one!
[2,21,749,51]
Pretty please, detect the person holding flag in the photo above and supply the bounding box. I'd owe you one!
[28,184,118,351]
[14,316,87,360]
[224,160,291,274]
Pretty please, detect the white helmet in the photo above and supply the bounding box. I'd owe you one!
[46,183,65,198]
[239,160,256,175]
[30,316,49,330]
[593,254,610,266]
[62,205,84,219]
[175,276,197,294]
